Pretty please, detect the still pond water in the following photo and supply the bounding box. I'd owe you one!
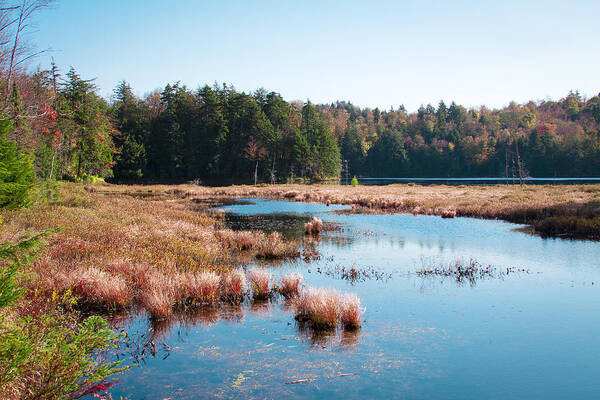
[107,198,600,399]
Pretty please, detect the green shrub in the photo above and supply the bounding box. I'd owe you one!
[0,119,35,209]
[0,232,126,399]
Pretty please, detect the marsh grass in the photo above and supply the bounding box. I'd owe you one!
[277,272,304,298]
[296,287,340,329]
[248,268,273,299]
[304,217,323,235]
[339,293,363,329]
[177,271,221,305]
[295,286,364,330]
[221,269,246,301]
[1,183,302,316]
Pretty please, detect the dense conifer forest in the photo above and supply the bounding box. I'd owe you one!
[12,71,600,184]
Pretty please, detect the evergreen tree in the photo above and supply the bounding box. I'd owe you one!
[111,81,147,182]
[56,68,115,181]
[0,120,35,209]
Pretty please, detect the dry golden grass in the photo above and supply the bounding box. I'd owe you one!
[296,287,340,329]
[295,287,363,330]
[339,293,363,329]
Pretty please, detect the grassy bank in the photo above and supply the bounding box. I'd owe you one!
[116,182,600,240]
[0,183,301,316]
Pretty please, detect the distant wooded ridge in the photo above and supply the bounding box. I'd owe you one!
[6,70,600,184]
[106,82,600,184]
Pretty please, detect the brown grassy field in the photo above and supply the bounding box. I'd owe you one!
[154,182,599,239]
[0,183,302,318]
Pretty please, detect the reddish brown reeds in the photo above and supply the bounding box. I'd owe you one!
[69,267,132,309]
[214,229,257,250]
[278,272,303,298]
[215,229,299,259]
[140,272,176,319]
[248,267,273,299]
[339,293,363,329]
[184,183,600,239]
[296,287,340,329]
[0,183,307,316]
[221,269,246,301]
[256,231,299,259]
[177,271,221,305]
[304,217,323,235]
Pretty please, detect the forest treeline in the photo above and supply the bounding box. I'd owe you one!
[4,66,600,184]
[6,65,600,184]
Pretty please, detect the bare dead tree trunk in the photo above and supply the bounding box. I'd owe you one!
[505,149,509,184]
[254,160,258,185]
[48,141,60,179]
[270,157,276,184]
[5,0,25,105]
[2,0,53,107]
[515,139,523,185]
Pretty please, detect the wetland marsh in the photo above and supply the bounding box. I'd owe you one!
[105,197,600,399]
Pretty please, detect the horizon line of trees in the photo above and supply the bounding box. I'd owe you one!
[5,66,600,185]
[108,82,600,183]
[3,65,600,185]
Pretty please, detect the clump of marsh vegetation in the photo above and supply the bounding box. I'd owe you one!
[296,287,340,329]
[295,287,364,330]
[221,269,246,302]
[248,268,273,299]
[216,229,300,259]
[416,259,529,285]
[277,272,304,298]
[177,271,222,306]
[304,217,323,235]
[339,293,363,330]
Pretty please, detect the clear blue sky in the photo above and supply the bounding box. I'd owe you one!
[32,0,599,111]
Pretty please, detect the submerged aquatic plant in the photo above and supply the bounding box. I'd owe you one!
[416,258,528,285]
